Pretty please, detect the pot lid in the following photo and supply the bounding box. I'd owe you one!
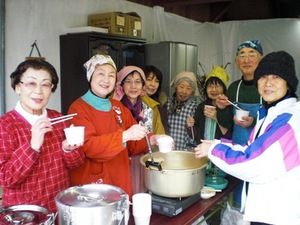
[55,184,127,207]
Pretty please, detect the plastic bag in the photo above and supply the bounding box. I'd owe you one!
[220,202,250,225]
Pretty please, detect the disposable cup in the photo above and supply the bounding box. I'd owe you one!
[157,136,173,153]
[204,105,216,110]
[132,193,152,218]
[64,126,85,145]
[235,109,250,121]
[134,215,151,225]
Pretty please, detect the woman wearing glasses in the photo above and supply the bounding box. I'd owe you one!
[113,66,165,135]
[187,66,231,144]
[113,65,166,194]
[0,59,85,213]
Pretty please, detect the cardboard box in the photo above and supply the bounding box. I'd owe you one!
[88,12,127,36]
[125,12,142,37]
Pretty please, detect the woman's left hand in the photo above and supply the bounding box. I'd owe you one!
[233,115,253,127]
[150,134,175,149]
[204,107,217,121]
[62,140,84,152]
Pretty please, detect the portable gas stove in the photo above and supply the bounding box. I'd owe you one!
[149,192,202,217]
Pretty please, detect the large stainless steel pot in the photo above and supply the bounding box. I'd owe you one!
[140,151,208,198]
[0,204,54,224]
[55,184,129,225]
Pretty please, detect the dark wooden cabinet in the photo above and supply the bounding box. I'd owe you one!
[59,32,146,114]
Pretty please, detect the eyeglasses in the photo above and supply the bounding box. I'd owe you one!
[207,83,222,89]
[20,81,53,91]
[123,79,143,85]
[237,52,258,60]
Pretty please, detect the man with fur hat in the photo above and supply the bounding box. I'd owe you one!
[195,51,300,225]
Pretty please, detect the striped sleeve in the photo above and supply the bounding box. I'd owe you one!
[209,112,300,183]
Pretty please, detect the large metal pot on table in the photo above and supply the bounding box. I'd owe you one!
[55,184,129,225]
[140,151,208,198]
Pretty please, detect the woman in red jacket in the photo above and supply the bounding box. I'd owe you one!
[0,59,84,213]
[68,54,165,198]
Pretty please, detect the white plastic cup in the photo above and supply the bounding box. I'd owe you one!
[157,136,173,153]
[134,216,151,225]
[64,126,85,145]
[132,193,152,225]
[235,109,250,121]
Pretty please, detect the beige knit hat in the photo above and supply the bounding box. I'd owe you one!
[170,71,200,96]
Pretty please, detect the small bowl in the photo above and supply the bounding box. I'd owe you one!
[201,186,216,199]
[205,176,228,190]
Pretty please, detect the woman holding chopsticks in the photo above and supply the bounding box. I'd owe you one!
[0,59,85,213]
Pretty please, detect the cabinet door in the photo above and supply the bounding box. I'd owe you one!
[120,43,145,69]
[60,33,146,114]
[89,38,121,69]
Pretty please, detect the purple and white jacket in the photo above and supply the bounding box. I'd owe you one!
[209,97,300,224]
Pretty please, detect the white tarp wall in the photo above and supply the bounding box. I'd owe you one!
[5,0,300,112]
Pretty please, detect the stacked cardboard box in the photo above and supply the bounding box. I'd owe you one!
[125,12,142,38]
[88,12,142,37]
[88,12,127,36]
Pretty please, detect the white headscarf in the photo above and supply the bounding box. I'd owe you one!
[84,54,117,81]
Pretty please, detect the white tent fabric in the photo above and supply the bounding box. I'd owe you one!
[151,7,300,87]
[4,0,300,112]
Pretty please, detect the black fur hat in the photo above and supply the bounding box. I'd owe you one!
[254,51,298,93]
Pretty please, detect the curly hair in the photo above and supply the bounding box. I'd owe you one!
[10,59,59,92]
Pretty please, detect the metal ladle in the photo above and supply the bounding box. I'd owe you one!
[139,121,162,171]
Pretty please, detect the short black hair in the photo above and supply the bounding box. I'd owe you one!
[143,65,163,98]
[10,59,59,92]
[204,76,227,98]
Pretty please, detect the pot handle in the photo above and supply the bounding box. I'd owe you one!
[113,210,125,225]
[61,205,72,224]
[51,212,57,224]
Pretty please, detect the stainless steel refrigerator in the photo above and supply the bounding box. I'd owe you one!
[144,41,198,97]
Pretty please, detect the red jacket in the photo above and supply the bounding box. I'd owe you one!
[68,98,148,198]
[0,109,84,212]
